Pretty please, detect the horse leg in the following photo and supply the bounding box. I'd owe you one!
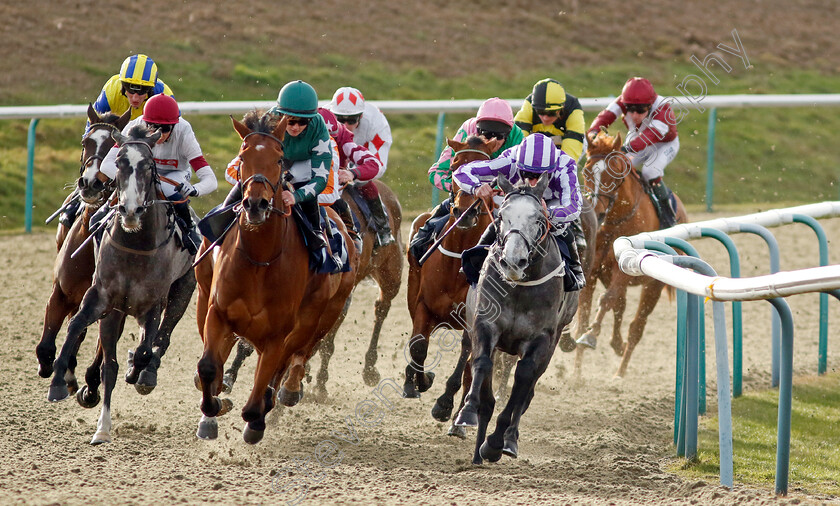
[609,288,628,357]
[278,352,308,407]
[471,368,495,465]
[65,326,88,395]
[493,351,516,403]
[447,353,473,439]
[403,304,436,398]
[124,304,161,386]
[432,329,470,422]
[365,264,401,387]
[615,281,664,378]
[48,288,107,402]
[576,291,609,349]
[36,286,75,378]
[221,339,255,394]
[77,337,104,409]
[90,312,123,445]
[241,346,285,444]
[196,307,236,440]
[136,269,196,394]
[313,295,351,401]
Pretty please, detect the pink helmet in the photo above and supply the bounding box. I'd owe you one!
[621,77,657,105]
[476,97,514,127]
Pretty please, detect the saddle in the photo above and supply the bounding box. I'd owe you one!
[292,206,351,274]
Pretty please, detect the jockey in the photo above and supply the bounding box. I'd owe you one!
[452,134,585,291]
[327,86,394,247]
[87,54,174,133]
[514,78,588,253]
[514,78,586,162]
[100,94,217,255]
[586,77,679,229]
[410,97,525,259]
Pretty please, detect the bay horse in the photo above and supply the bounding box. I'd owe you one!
[194,112,358,444]
[453,174,579,464]
[46,124,196,445]
[36,105,129,388]
[575,131,688,378]
[403,135,499,399]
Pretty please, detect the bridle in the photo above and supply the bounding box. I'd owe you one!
[450,147,493,221]
[238,131,291,218]
[79,122,122,185]
[583,151,644,225]
[495,189,551,258]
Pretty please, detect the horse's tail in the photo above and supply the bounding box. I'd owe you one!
[664,284,675,303]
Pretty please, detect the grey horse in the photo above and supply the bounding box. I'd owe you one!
[453,174,579,464]
[46,124,196,445]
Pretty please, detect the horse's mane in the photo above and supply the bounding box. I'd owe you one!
[242,109,278,134]
[464,135,486,149]
[588,131,617,156]
[126,123,153,140]
[98,112,122,125]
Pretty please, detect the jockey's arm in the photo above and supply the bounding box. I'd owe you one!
[559,108,586,161]
[189,157,217,196]
[452,150,516,195]
[99,145,119,180]
[587,98,621,141]
[513,100,534,134]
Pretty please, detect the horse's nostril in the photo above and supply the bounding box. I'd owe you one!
[135,206,145,215]
[242,199,252,210]
[257,199,269,211]
[77,177,87,189]
[92,179,104,191]
[118,205,127,214]
[516,258,528,270]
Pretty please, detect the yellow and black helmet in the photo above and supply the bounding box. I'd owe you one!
[528,78,566,112]
[119,54,158,88]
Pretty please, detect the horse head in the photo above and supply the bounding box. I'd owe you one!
[448,135,499,229]
[232,111,288,227]
[111,125,161,232]
[78,104,130,204]
[582,131,632,226]
[493,173,551,281]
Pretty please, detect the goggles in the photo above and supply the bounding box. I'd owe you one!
[534,108,560,117]
[147,122,173,134]
[336,114,362,125]
[123,83,152,96]
[287,117,311,127]
[625,104,651,114]
[476,127,508,141]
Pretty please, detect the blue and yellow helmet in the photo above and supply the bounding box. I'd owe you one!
[119,54,158,88]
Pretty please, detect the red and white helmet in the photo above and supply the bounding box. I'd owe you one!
[621,77,657,105]
[329,87,366,116]
[142,94,180,124]
[476,97,514,127]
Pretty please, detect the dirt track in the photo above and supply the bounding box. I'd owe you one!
[1,215,838,505]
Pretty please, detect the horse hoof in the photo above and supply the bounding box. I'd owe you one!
[242,424,264,445]
[277,386,303,407]
[218,398,234,416]
[196,416,218,440]
[447,424,466,439]
[124,367,139,385]
[36,347,55,378]
[479,440,503,462]
[362,367,381,387]
[76,385,101,409]
[453,406,478,427]
[221,374,235,394]
[559,332,577,353]
[47,384,69,402]
[502,440,519,458]
[90,431,111,445]
[418,372,436,393]
[135,370,157,395]
[311,385,328,403]
[610,340,626,357]
[576,333,597,349]
[431,399,453,422]
[402,382,420,399]
[66,377,80,395]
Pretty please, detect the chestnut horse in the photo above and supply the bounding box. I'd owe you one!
[194,112,358,444]
[403,135,499,398]
[36,105,129,388]
[574,131,688,378]
[311,181,403,396]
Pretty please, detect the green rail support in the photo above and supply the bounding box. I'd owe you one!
[791,214,830,374]
[699,228,744,397]
[25,118,40,233]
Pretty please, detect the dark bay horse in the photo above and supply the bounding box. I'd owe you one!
[403,135,500,398]
[453,174,579,464]
[194,113,358,444]
[46,124,196,445]
[36,105,129,388]
[575,131,688,378]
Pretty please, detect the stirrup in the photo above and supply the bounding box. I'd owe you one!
[375,230,395,248]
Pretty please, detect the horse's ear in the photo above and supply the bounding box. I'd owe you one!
[148,129,162,144]
[272,114,289,140]
[111,130,126,145]
[611,132,622,151]
[497,174,514,194]
[488,137,504,152]
[446,137,464,151]
[534,171,551,197]
[116,108,131,130]
[87,103,99,125]
[232,115,251,140]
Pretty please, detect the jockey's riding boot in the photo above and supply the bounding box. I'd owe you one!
[300,199,327,254]
[222,183,243,207]
[650,178,677,229]
[365,195,395,248]
[59,199,82,229]
[331,199,359,238]
[571,216,587,253]
[560,228,586,292]
[409,199,450,260]
[174,201,200,255]
[477,221,498,247]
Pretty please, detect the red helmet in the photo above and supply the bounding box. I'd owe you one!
[143,94,180,124]
[318,107,340,136]
[621,77,656,105]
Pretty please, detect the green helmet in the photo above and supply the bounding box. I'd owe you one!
[274,80,319,118]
